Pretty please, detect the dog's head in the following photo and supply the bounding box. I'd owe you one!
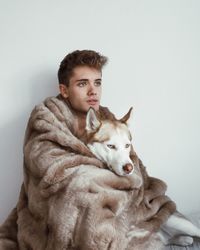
[86,107,135,176]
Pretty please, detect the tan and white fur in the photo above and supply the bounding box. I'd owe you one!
[85,107,200,246]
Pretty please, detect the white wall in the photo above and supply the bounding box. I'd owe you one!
[0,0,200,224]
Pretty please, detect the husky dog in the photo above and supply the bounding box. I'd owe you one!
[85,107,200,246]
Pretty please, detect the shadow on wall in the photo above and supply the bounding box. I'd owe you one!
[0,114,25,224]
[0,70,58,224]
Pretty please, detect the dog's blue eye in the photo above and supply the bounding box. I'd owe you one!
[125,144,130,148]
[107,144,116,149]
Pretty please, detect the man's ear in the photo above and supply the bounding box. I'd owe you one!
[59,84,68,98]
[119,107,133,125]
[86,108,101,132]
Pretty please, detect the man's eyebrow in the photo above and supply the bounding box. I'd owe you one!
[76,79,88,82]
[76,78,102,82]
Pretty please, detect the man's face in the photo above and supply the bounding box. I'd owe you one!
[60,66,102,112]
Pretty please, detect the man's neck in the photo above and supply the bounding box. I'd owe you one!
[60,96,87,138]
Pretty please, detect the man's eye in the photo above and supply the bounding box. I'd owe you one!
[107,144,116,150]
[95,81,101,86]
[77,82,87,87]
[125,144,131,148]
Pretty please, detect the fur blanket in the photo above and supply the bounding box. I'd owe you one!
[0,95,176,250]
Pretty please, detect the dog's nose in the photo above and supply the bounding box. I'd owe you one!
[123,164,133,174]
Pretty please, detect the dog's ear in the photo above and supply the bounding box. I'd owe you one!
[86,108,101,132]
[119,107,133,125]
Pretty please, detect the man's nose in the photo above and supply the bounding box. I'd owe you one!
[88,83,97,96]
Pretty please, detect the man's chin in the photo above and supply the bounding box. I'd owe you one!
[87,104,99,111]
[74,105,99,114]
[90,106,99,111]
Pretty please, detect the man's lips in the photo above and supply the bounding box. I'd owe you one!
[87,99,98,105]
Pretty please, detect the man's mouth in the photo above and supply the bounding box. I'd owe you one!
[87,99,98,106]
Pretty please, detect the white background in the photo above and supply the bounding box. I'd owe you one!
[0,0,200,224]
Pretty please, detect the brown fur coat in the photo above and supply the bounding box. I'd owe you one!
[0,96,176,250]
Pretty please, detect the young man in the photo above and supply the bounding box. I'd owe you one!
[0,50,175,250]
[58,50,104,112]
[57,50,108,137]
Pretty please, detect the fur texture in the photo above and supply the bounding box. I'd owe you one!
[0,95,176,250]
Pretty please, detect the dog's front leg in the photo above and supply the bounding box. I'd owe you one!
[160,211,200,245]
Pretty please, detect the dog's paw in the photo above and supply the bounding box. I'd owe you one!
[169,235,193,246]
